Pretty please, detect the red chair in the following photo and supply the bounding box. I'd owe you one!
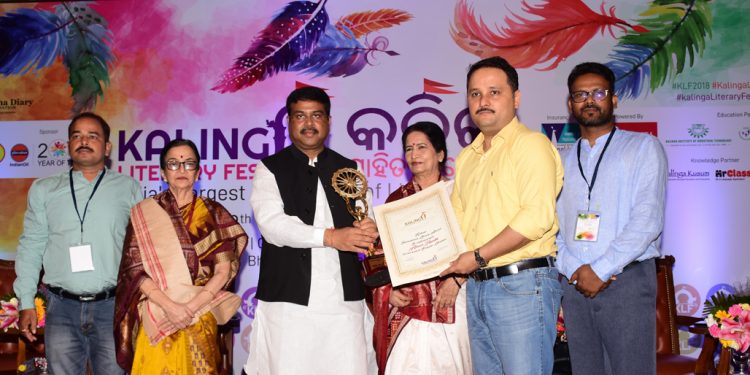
[0,259,45,375]
[655,256,718,375]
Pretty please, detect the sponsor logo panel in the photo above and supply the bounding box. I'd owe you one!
[0,97,34,114]
[616,122,658,136]
[715,168,750,181]
[665,124,732,146]
[10,143,29,166]
[739,126,750,140]
[540,122,657,152]
[541,123,580,152]
[668,169,711,181]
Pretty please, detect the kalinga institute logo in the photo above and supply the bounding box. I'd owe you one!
[665,123,731,146]
[688,123,709,138]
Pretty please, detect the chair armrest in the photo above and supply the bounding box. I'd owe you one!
[717,346,731,375]
[675,315,702,327]
[694,332,718,374]
[675,316,718,374]
[218,314,241,332]
[217,314,240,375]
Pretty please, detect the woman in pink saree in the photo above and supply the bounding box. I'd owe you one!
[372,122,472,374]
[114,139,247,374]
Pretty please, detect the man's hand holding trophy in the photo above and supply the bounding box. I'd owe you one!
[331,168,390,287]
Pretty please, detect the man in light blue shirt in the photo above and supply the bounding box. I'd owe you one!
[14,112,140,375]
[556,62,667,375]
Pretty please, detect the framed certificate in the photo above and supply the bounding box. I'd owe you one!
[374,181,467,286]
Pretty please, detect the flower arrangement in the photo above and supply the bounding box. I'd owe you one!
[556,308,567,341]
[0,292,46,332]
[17,357,47,375]
[704,289,750,352]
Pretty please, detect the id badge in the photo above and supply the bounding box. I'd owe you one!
[574,211,600,242]
[69,243,95,272]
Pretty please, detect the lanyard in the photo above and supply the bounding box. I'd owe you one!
[69,169,106,243]
[577,127,616,210]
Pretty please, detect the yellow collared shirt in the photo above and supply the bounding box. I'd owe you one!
[451,117,564,267]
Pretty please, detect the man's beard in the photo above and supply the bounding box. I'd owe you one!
[574,104,614,127]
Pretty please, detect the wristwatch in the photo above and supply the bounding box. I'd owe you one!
[473,248,487,268]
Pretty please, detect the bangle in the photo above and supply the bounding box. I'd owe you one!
[452,277,462,289]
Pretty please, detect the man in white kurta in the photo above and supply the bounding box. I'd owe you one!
[245,87,377,374]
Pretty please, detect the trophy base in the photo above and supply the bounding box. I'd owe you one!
[362,254,391,287]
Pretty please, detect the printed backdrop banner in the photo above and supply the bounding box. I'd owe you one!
[1,0,749,367]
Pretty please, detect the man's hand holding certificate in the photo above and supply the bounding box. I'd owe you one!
[373,181,467,287]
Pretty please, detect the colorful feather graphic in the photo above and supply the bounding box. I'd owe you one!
[335,9,412,39]
[607,0,712,98]
[57,2,114,114]
[0,2,114,114]
[212,1,329,93]
[290,24,398,78]
[0,8,67,75]
[451,0,647,70]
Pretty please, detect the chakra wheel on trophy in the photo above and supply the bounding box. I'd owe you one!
[331,168,368,199]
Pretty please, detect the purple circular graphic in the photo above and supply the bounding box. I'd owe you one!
[706,283,736,300]
[241,286,259,319]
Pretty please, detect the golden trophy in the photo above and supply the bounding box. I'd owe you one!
[331,168,390,287]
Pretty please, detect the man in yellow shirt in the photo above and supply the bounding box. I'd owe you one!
[441,56,564,375]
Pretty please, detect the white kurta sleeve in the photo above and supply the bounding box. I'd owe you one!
[250,161,326,249]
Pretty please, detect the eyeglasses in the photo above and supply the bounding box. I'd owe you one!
[570,89,610,103]
[165,160,199,171]
[70,133,102,142]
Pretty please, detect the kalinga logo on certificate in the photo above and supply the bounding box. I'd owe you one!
[374,181,467,287]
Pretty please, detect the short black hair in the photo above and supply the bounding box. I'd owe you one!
[567,62,616,93]
[466,56,519,92]
[159,139,201,170]
[68,112,111,142]
[286,86,331,116]
[402,121,448,175]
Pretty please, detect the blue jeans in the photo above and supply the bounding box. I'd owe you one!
[466,267,562,375]
[44,291,123,375]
